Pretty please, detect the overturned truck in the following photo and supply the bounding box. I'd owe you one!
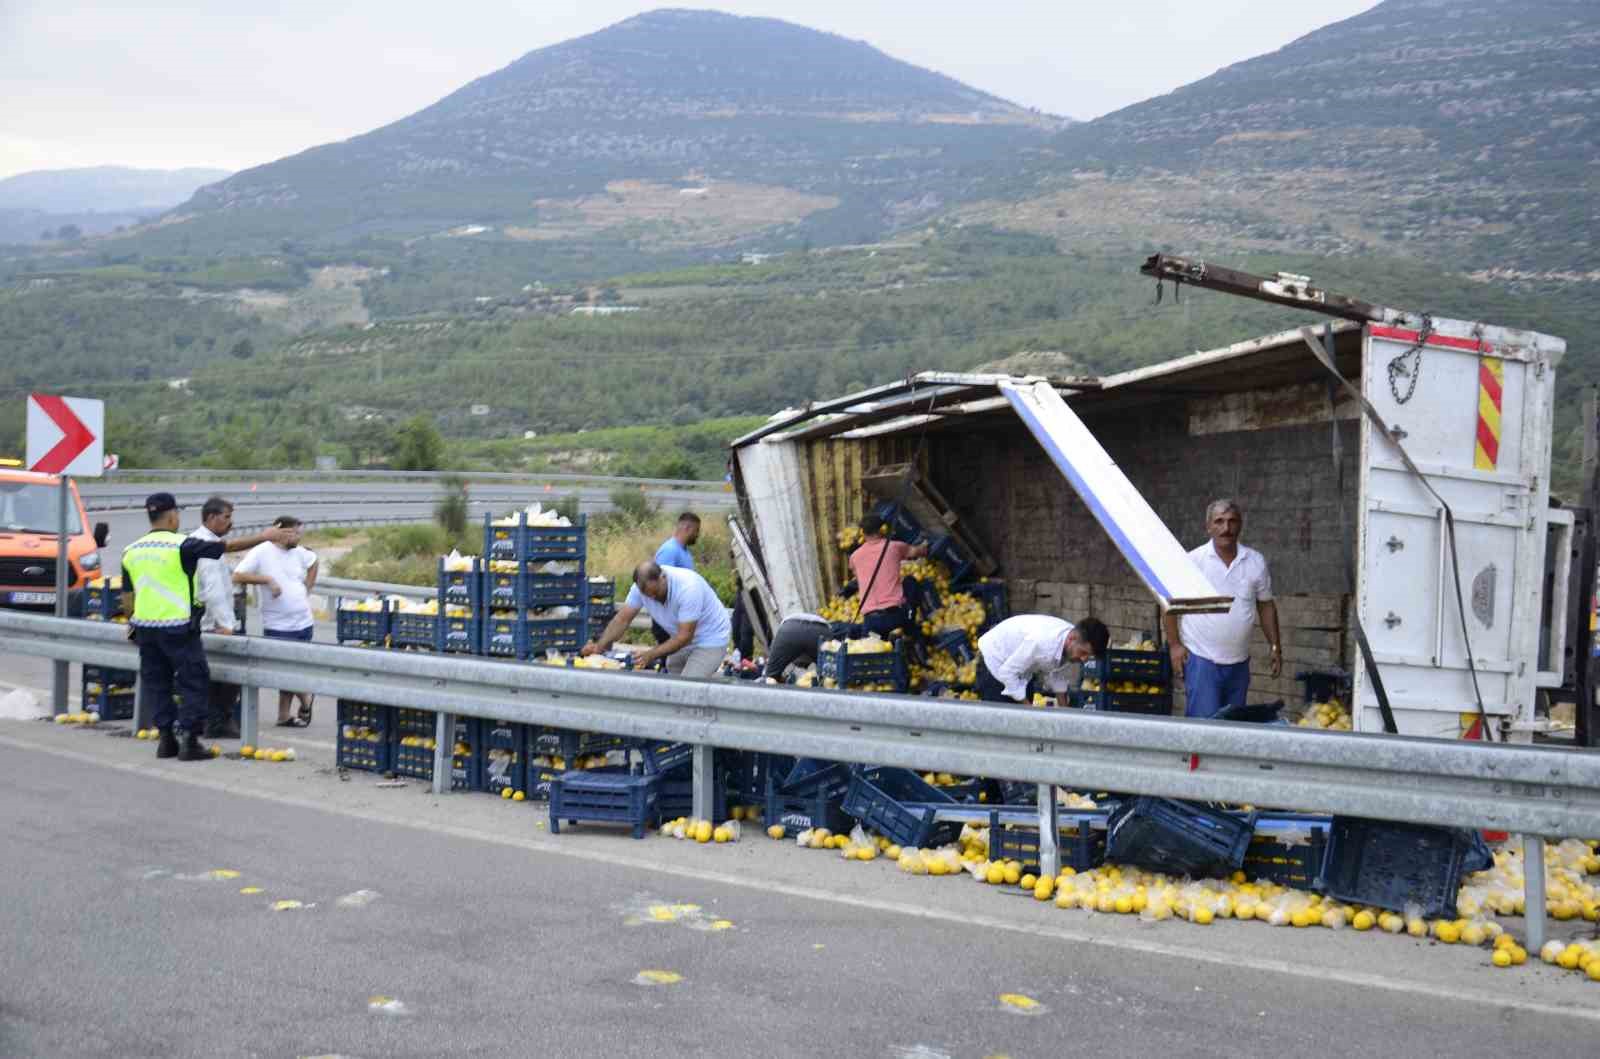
[729,256,1578,745]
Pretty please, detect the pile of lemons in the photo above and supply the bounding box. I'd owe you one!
[398,735,437,751]
[239,745,295,762]
[836,525,866,551]
[1539,938,1600,981]
[920,593,985,641]
[341,724,384,745]
[56,711,100,726]
[1298,699,1353,730]
[1457,839,1600,920]
[529,753,612,771]
[662,817,740,843]
[817,595,856,623]
[901,558,953,592]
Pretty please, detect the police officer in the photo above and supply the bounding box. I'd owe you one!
[123,493,288,761]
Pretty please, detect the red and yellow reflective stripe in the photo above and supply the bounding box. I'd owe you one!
[1474,357,1503,470]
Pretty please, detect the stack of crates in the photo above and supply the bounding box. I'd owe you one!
[587,576,617,644]
[481,718,528,797]
[525,726,625,801]
[335,600,390,646]
[480,513,590,659]
[391,706,481,791]
[427,559,485,653]
[336,700,394,773]
[1074,647,1172,715]
[81,579,137,718]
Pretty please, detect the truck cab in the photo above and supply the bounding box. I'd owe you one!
[0,468,109,610]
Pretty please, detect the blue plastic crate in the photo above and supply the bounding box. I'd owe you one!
[987,809,1109,873]
[438,560,485,611]
[525,612,587,654]
[636,741,694,776]
[81,685,136,721]
[335,603,389,645]
[392,715,482,791]
[906,579,943,621]
[526,572,588,609]
[484,513,588,564]
[927,535,975,585]
[526,765,564,801]
[1317,817,1479,918]
[967,580,1009,632]
[389,611,439,649]
[780,759,854,799]
[435,614,482,654]
[766,784,852,837]
[1106,797,1257,877]
[337,700,393,773]
[842,767,960,849]
[930,629,976,666]
[482,719,528,796]
[82,582,126,621]
[587,576,616,603]
[481,614,529,659]
[870,500,923,543]
[731,752,792,805]
[483,566,524,611]
[1240,813,1332,890]
[83,664,136,690]
[549,769,659,839]
[816,642,908,692]
[588,603,617,641]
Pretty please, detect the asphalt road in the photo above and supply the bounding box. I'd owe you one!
[2,722,1597,1059]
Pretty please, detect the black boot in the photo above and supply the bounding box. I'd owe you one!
[156,727,180,758]
[178,732,214,762]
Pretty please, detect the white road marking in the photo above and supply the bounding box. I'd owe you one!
[5,729,1597,1025]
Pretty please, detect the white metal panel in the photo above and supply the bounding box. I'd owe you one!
[999,381,1229,614]
[733,440,823,619]
[1536,509,1573,691]
[1353,322,1560,740]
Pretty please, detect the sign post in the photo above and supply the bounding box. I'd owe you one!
[26,394,105,715]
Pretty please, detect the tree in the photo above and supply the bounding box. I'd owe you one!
[434,475,469,536]
[230,338,255,360]
[392,415,444,471]
[277,430,316,468]
[57,224,82,241]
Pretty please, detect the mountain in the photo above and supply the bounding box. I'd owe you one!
[156,9,1059,257]
[0,165,233,245]
[961,0,1600,277]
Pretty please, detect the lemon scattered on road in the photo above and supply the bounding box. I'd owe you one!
[998,993,1042,1014]
[634,969,683,986]
[239,886,263,895]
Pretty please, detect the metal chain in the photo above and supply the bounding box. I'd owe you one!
[1386,314,1433,405]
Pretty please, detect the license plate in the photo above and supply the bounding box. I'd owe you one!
[9,591,55,604]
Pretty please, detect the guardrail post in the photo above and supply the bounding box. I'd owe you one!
[1524,835,1547,953]
[432,711,453,795]
[692,745,715,821]
[133,673,150,731]
[1037,784,1059,878]
[240,684,259,750]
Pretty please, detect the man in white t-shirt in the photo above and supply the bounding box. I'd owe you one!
[581,560,730,678]
[1162,499,1282,719]
[975,614,1109,704]
[233,516,320,726]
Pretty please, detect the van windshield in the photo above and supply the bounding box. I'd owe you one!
[0,482,83,535]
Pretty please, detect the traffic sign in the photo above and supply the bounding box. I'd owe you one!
[26,393,104,477]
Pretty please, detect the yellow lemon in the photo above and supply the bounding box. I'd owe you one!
[1192,906,1214,926]
[1352,910,1376,931]
[1114,894,1134,915]
[270,750,288,762]
[885,844,901,860]
[1492,948,1512,968]
[767,824,785,840]
[985,863,1006,885]
[1406,919,1428,938]
[1510,946,1528,965]
[694,821,713,844]
[1096,893,1116,914]
[1002,864,1022,886]
[713,826,731,844]
[1435,922,1460,944]
[1033,877,1054,901]
[1460,923,1486,947]
[512,790,525,802]
[1588,961,1600,982]
[501,787,513,799]
[1019,874,1037,891]
[239,746,255,758]
[1056,891,1080,909]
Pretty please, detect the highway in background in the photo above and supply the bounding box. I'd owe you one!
[78,476,736,577]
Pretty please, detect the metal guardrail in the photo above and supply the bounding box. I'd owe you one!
[7,608,1597,950]
[317,575,436,601]
[94,468,721,490]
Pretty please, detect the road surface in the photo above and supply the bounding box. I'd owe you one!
[1,715,1597,1058]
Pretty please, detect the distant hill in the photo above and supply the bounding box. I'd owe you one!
[0,165,232,245]
[963,0,1600,277]
[149,9,1059,256]
[0,165,230,213]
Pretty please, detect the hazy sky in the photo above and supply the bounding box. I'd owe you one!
[0,0,1377,179]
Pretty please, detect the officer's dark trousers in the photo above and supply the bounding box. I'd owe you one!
[137,627,211,732]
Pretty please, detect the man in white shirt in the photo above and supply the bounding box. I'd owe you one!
[233,516,320,726]
[1163,499,1282,719]
[582,560,730,678]
[191,496,242,738]
[761,611,832,682]
[976,614,1109,704]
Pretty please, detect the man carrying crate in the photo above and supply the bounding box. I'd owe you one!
[581,560,730,678]
[975,615,1109,705]
[1163,499,1282,718]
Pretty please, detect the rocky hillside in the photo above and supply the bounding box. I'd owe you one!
[966,0,1599,278]
[161,9,1059,255]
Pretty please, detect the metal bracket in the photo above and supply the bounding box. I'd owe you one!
[1385,536,1405,553]
[1384,612,1403,628]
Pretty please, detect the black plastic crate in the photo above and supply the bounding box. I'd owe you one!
[1296,669,1351,705]
[731,752,792,805]
[435,614,481,654]
[1318,817,1479,918]
[335,602,389,644]
[438,560,484,611]
[766,760,852,836]
[906,579,943,621]
[83,664,136,690]
[337,700,393,773]
[549,769,658,839]
[816,641,908,692]
[390,611,439,649]
[1241,813,1332,890]
[842,767,961,849]
[484,513,588,564]
[988,810,1109,873]
[1106,797,1257,877]
[1084,649,1170,689]
[82,685,136,721]
[1071,689,1173,716]
[870,500,923,543]
[927,535,975,585]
